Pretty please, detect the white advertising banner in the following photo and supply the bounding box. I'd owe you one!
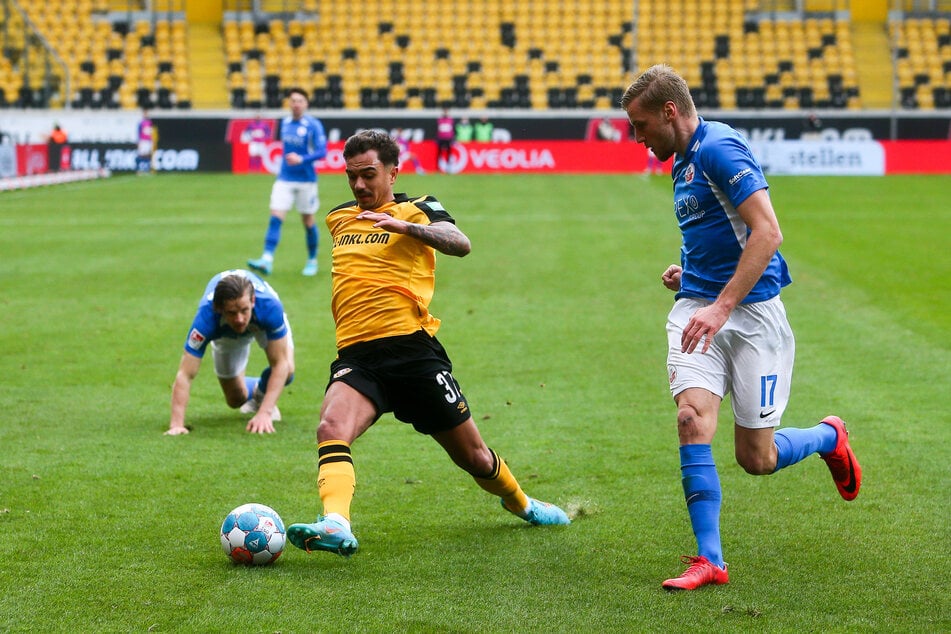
[0,143,16,177]
[749,140,885,176]
[0,112,141,144]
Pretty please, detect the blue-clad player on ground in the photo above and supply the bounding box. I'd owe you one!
[622,64,862,591]
[248,87,327,277]
[166,270,295,435]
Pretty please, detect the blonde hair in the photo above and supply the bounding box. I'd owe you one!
[621,64,696,117]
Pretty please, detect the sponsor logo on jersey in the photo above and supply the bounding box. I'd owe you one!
[187,328,206,350]
[729,167,753,186]
[333,367,353,379]
[333,232,391,248]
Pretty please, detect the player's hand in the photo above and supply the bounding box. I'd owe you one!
[284,152,302,166]
[682,303,731,354]
[356,210,405,233]
[662,265,682,291]
[246,413,276,434]
[165,425,190,436]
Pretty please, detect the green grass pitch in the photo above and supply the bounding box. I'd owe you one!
[0,172,948,632]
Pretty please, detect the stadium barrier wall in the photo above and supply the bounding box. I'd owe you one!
[7,138,947,175]
[1,111,948,175]
[3,110,949,146]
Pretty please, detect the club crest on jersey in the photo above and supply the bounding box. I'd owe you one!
[684,163,695,184]
[187,328,206,350]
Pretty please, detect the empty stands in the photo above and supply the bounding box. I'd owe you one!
[8,0,190,109]
[223,0,635,110]
[636,0,861,110]
[1,0,948,110]
[892,16,951,109]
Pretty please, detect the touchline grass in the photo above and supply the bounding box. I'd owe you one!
[0,173,948,633]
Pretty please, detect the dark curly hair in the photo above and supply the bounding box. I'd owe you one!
[343,130,400,167]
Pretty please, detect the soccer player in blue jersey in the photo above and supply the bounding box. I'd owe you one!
[248,87,327,277]
[166,270,295,436]
[622,65,862,591]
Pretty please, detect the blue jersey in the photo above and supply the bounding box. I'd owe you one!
[671,117,791,304]
[183,270,288,358]
[278,114,327,183]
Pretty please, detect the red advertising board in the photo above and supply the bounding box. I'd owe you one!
[881,141,951,174]
[232,140,667,175]
[231,138,949,176]
[16,143,49,175]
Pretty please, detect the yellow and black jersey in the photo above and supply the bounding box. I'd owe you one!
[326,193,455,350]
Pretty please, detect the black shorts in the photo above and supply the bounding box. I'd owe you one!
[327,330,472,434]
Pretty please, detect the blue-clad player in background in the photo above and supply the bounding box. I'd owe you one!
[622,65,862,591]
[248,87,327,277]
[166,270,295,436]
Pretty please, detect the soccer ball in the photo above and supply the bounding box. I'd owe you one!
[220,503,286,565]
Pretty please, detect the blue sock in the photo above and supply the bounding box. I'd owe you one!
[244,377,259,400]
[773,424,838,472]
[305,225,318,260]
[255,367,294,396]
[680,444,724,568]
[264,216,283,254]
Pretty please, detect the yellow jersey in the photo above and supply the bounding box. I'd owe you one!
[326,193,455,349]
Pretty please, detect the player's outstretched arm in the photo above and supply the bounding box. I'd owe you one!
[356,211,471,256]
[166,353,201,435]
[406,220,471,257]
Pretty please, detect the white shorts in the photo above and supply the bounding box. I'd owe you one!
[211,315,294,380]
[270,180,319,214]
[137,140,153,156]
[666,296,795,429]
[248,141,266,157]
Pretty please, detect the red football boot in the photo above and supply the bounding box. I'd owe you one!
[662,555,729,591]
[819,415,862,501]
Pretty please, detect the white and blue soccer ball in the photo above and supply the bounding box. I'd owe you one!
[220,503,286,565]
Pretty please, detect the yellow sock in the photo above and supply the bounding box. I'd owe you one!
[317,441,355,522]
[473,448,530,514]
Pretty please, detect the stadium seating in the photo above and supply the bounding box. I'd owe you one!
[10,0,190,110]
[1,0,948,111]
[223,0,635,110]
[220,0,878,111]
[891,16,951,109]
[0,3,68,108]
[636,0,861,110]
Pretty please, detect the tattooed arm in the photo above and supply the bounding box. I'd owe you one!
[355,211,471,257]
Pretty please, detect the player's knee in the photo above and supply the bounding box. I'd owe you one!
[316,417,342,442]
[225,393,246,408]
[676,403,705,441]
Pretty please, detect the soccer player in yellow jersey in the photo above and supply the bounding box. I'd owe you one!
[286,130,570,557]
